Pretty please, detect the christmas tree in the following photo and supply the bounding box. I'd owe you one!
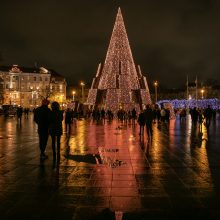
[87,8,151,112]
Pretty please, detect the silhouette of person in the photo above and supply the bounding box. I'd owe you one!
[131,108,137,124]
[144,104,154,138]
[16,106,23,124]
[64,108,73,134]
[190,107,199,127]
[204,105,213,128]
[34,99,51,160]
[49,101,63,163]
[137,111,145,137]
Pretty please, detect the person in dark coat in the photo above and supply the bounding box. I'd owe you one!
[137,111,145,137]
[131,108,137,124]
[65,108,73,134]
[34,99,51,160]
[144,104,154,138]
[204,105,213,128]
[16,106,23,124]
[190,107,199,126]
[49,101,63,162]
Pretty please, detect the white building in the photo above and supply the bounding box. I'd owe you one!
[0,65,66,108]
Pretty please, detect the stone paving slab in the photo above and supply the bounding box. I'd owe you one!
[1,115,220,219]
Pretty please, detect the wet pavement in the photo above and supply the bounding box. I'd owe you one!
[1,114,220,220]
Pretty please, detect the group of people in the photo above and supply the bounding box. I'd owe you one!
[34,99,63,163]
[32,99,216,163]
[189,105,215,128]
[136,104,216,140]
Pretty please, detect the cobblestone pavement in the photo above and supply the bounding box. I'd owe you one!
[1,114,220,220]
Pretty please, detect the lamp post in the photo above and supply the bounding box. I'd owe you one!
[80,82,85,103]
[154,81,158,103]
[72,90,76,102]
[61,94,64,109]
[201,89,204,99]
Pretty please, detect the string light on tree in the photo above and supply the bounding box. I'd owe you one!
[87,7,151,112]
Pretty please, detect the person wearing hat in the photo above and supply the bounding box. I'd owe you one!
[34,99,51,160]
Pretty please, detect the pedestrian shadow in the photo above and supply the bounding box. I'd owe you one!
[190,123,208,148]
[139,138,151,158]
[64,154,102,164]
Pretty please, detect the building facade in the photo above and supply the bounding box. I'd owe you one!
[0,65,66,108]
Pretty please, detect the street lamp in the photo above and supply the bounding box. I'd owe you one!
[61,94,64,108]
[154,81,158,103]
[72,90,76,101]
[80,81,85,103]
[201,89,204,99]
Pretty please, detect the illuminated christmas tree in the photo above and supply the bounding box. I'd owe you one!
[87,7,151,112]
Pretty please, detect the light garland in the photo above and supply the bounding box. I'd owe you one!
[86,8,151,112]
[157,98,220,110]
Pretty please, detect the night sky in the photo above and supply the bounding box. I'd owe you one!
[1,0,220,88]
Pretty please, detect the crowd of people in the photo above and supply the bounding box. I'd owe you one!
[1,100,217,165]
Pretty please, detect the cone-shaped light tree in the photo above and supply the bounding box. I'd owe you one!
[87,8,151,112]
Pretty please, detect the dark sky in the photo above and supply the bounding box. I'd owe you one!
[1,0,220,88]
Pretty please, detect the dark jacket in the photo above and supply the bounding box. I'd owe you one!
[144,107,154,123]
[65,110,73,124]
[138,112,145,126]
[49,110,63,136]
[34,105,51,133]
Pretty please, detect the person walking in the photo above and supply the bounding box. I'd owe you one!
[131,108,137,125]
[16,106,23,124]
[34,99,51,160]
[137,110,145,137]
[144,104,154,138]
[204,105,213,128]
[190,107,199,127]
[65,108,73,134]
[49,101,63,163]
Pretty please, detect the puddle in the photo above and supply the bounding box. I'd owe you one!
[98,147,126,168]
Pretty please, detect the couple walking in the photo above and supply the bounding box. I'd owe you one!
[138,104,154,138]
[34,99,63,162]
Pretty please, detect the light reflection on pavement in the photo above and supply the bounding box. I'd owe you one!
[0,114,220,219]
